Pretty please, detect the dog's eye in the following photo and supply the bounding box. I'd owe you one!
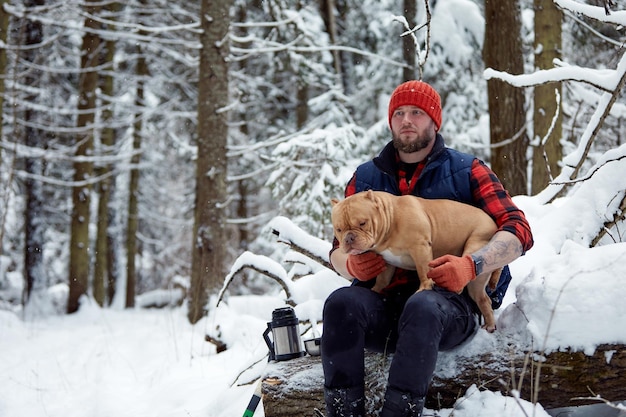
[359,220,367,228]
[336,227,342,233]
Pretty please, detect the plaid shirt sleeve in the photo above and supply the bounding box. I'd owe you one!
[470,159,534,253]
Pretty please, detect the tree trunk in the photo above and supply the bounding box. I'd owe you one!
[296,82,308,129]
[319,0,341,81]
[94,2,119,307]
[261,344,626,416]
[531,0,563,195]
[483,0,528,195]
[188,0,231,324]
[402,0,417,81]
[68,0,100,313]
[22,0,46,305]
[0,0,9,161]
[319,0,352,93]
[232,4,252,254]
[126,33,147,309]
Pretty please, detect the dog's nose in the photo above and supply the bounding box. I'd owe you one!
[343,232,355,246]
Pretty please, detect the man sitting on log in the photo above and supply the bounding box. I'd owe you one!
[321,81,534,417]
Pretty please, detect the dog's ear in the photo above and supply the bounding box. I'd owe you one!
[364,189,382,209]
[331,198,340,206]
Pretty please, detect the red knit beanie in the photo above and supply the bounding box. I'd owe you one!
[388,80,442,130]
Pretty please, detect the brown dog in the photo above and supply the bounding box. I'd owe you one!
[331,190,501,332]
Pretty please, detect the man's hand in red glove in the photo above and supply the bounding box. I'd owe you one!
[346,251,387,281]
[426,254,476,293]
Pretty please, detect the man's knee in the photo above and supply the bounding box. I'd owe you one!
[399,289,478,349]
[323,286,374,318]
[323,287,352,318]
[401,290,445,322]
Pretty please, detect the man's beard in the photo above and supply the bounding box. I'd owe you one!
[392,132,433,154]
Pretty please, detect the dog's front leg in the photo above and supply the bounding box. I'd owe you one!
[371,265,395,293]
[467,273,496,332]
[411,246,435,292]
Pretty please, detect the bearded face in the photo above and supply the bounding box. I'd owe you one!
[390,108,437,155]
[392,133,433,154]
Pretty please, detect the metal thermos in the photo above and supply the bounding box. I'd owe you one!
[263,307,305,361]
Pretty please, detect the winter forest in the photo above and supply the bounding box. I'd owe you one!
[1,0,626,416]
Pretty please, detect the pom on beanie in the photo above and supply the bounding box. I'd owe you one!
[388,81,442,130]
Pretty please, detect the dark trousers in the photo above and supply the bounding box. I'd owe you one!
[321,284,478,397]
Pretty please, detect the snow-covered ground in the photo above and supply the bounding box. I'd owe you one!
[3,170,626,417]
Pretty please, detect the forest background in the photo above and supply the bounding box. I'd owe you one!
[0,0,624,325]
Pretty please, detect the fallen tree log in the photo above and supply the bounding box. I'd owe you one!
[261,344,626,417]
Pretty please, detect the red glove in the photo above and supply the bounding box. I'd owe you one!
[346,252,387,281]
[427,254,476,293]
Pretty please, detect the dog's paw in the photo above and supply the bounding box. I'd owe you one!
[482,324,497,333]
[417,278,435,292]
[371,284,384,293]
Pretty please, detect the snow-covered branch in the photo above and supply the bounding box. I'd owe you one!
[268,216,332,270]
[554,0,626,24]
[215,251,294,308]
[484,61,618,92]
[541,51,626,203]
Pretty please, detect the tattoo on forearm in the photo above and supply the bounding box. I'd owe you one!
[473,234,523,271]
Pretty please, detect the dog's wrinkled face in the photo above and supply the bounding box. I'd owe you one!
[331,191,382,255]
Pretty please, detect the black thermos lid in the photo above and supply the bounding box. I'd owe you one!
[271,307,298,327]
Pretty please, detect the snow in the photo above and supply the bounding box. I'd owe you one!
[2,1,626,417]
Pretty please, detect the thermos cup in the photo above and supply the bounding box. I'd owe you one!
[263,307,305,361]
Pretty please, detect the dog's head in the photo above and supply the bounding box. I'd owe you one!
[331,190,386,254]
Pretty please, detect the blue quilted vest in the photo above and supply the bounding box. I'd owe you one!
[353,135,511,309]
[354,136,473,202]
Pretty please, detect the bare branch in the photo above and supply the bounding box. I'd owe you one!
[393,0,432,79]
[550,154,626,186]
[572,386,626,410]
